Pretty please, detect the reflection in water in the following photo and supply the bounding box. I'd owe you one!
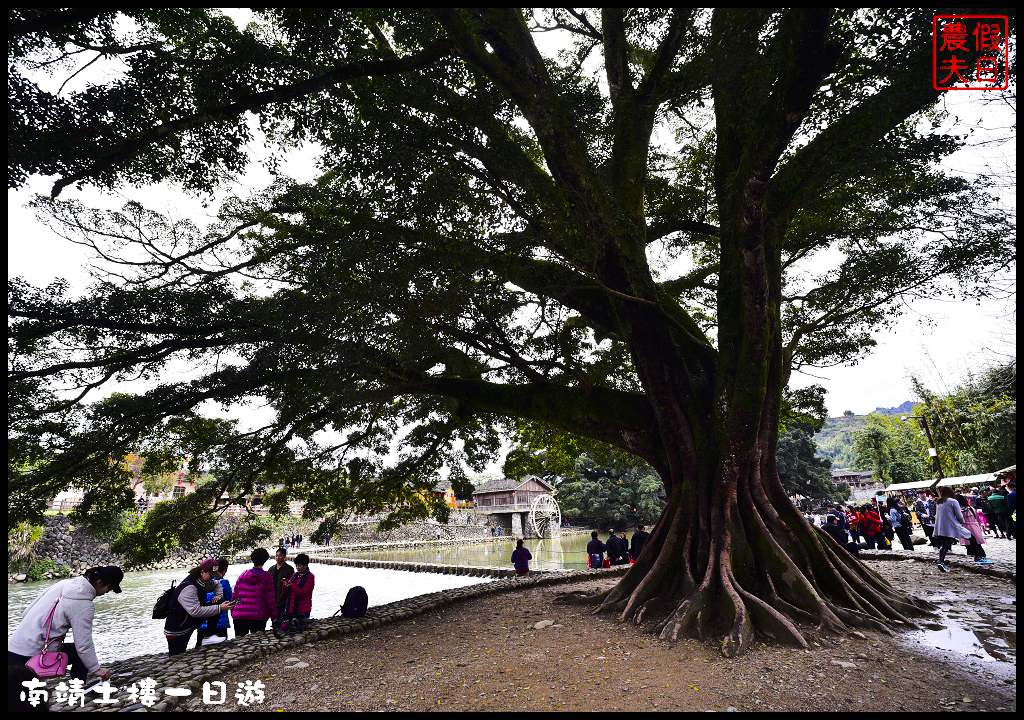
[8,564,491,664]
[909,598,1016,665]
[332,532,597,570]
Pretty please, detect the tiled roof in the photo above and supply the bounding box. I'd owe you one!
[472,475,553,494]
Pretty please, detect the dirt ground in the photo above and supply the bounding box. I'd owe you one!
[185,558,1016,712]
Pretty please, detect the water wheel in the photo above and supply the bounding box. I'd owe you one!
[529,494,561,539]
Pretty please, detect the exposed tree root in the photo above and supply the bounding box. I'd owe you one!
[592,477,937,657]
[554,589,611,605]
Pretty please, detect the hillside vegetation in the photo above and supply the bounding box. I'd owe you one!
[814,414,867,470]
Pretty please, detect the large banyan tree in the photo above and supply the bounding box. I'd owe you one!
[8,9,1016,655]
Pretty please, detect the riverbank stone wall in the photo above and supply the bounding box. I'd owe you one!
[10,513,589,583]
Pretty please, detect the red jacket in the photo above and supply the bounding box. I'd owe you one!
[284,570,315,616]
[862,510,883,534]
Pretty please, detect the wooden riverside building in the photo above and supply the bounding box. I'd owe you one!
[471,475,555,537]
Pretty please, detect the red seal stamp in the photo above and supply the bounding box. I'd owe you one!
[933,15,1009,90]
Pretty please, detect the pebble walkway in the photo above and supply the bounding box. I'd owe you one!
[45,566,629,712]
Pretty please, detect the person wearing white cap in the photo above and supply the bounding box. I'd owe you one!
[8,565,124,681]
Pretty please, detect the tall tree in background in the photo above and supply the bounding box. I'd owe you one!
[911,360,1016,476]
[852,413,930,486]
[555,454,665,529]
[8,9,1016,655]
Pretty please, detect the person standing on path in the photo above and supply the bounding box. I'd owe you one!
[586,531,606,569]
[194,558,233,647]
[820,515,860,556]
[281,553,316,621]
[630,525,650,561]
[987,487,1013,540]
[231,548,279,636]
[861,504,884,550]
[933,486,973,572]
[511,539,533,575]
[958,496,993,564]
[1005,481,1016,539]
[8,565,123,682]
[164,558,233,656]
[846,506,862,545]
[271,547,295,620]
[606,530,626,566]
[887,497,915,551]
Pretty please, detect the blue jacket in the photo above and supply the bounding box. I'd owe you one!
[200,578,232,630]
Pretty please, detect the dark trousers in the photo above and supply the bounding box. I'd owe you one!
[166,633,192,656]
[895,525,915,550]
[995,511,1014,539]
[864,532,886,549]
[9,646,88,681]
[234,618,268,637]
[966,536,987,559]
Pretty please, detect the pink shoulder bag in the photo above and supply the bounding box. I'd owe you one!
[25,592,69,678]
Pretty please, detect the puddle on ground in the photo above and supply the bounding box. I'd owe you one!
[906,597,1016,665]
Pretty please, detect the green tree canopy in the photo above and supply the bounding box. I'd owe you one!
[8,8,1015,656]
[852,413,930,486]
[777,428,849,507]
[555,454,665,529]
[912,360,1016,476]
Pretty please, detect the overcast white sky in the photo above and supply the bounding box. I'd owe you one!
[7,18,1016,423]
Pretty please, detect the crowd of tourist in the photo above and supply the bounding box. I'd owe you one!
[810,480,1014,572]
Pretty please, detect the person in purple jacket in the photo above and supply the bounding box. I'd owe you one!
[511,539,532,575]
[231,548,279,636]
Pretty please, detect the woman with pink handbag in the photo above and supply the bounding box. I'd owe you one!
[8,566,123,682]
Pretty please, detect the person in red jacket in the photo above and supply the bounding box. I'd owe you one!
[860,504,885,550]
[281,553,315,620]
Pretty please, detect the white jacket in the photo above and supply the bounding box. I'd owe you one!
[8,576,102,673]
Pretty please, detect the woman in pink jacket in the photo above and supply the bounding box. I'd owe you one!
[281,553,315,619]
[231,548,278,636]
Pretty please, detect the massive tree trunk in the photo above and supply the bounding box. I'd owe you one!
[590,202,935,659]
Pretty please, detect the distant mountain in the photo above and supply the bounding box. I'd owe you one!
[873,400,915,415]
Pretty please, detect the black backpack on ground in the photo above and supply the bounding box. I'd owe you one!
[341,586,368,618]
[152,580,176,620]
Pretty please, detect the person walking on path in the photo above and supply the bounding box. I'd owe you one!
[887,497,915,551]
[511,539,533,575]
[8,566,123,682]
[231,548,279,636]
[271,547,295,620]
[630,525,650,561]
[195,558,233,647]
[164,558,234,656]
[933,486,975,572]
[586,531,606,569]
[281,553,316,621]
[958,496,993,564]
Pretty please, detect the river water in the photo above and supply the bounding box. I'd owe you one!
[324,532,601,570]
[8,532,610,664]
[7,563,492,664]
